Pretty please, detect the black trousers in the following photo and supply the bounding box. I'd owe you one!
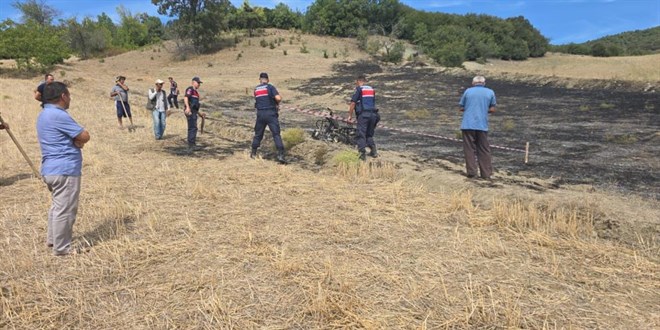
[252,110,284,151]
[356,111,380,151]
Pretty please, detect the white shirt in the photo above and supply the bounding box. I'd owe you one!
[148,88,168,112]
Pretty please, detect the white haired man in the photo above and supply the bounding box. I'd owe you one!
[459,75,496,180]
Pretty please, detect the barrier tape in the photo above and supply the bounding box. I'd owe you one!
[280,105,527,153]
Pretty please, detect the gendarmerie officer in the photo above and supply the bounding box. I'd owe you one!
[348,74,380,161]
[250,72,286,164]
[183,76,202,151]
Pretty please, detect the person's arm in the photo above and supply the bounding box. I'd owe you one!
[348,102,356,121]
[183,90,191,115]
[488,93,496,113]
[0,123,6,129]
[118,82,129,91]
[488,106,496,114]
[148,88,156,100]
[73,130,90,148]
[34,91,42,101]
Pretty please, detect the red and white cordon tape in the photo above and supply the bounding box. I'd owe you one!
[280,105,528,154]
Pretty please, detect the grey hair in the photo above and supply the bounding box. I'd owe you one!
[472,75,486,85]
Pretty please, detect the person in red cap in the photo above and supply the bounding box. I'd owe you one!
[183,76,202,151]
[250,72,285,163]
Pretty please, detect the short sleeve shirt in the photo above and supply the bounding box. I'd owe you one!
[185,86,200,110]
[112,84,128,102]
[351,85,376,111]
[254,83,279,110]
[36,104,85,176]
[170,81,178,95]
[459,86,496,131]
[37,82,46,107]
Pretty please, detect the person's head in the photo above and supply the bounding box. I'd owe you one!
[44,73,54,84]
[116,76,126,84]
[356,74,367,86]
[155,79,164,90]
[192,76,202,89]
[472,75,486,86]
[168,76,173,82]
[259,72,269,84]
[43,82,70,109]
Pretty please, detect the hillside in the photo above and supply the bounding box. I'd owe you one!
[1,30,659,328]
[552,26,660,56]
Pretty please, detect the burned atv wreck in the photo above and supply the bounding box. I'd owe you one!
[311,110,357,145]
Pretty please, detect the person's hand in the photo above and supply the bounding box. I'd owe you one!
[184,108,191,116]
[0,123,7,129]
[74,140,85,148]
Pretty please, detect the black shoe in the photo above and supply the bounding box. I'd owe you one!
[359,150,367,161]
[250,148,257,159]
[368,146,378,158]
[276,150,287,164]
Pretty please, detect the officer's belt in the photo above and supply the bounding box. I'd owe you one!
[257,107,277,111]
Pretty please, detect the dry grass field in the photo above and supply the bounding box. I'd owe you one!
[1,30,659,328]
[463,52,660,83]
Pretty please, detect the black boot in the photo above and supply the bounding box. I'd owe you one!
[276,150,286,164]
[250,148,257,159]
[368,146,378,158]
[359,149,366,161]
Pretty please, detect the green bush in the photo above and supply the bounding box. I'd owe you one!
[260,39,268,47]
[332,150,360,166]
[281,128,305,150]
[300,42,309,53]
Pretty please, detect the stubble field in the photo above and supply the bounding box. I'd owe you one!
[1,30,658,328]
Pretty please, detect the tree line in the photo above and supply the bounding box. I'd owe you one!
[551,26,660,57]
[0,0,551,71]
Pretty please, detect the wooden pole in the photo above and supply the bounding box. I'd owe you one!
[0,113,42,180]
[524,142,530,164]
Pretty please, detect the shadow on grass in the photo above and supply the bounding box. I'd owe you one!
[78,216,136,247]
[0,173,34,187]
[161,132,252,159]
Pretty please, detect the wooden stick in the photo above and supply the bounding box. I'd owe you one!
[0,113,42,180]
[524,142,530,164]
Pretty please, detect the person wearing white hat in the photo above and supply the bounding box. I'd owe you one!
[148,79,169,139]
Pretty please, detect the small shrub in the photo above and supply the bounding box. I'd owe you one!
[599,102,615,109]
[333,51,338,58]
[260,39,268,47]
[236,53,242,60]
[283,50,287,56]
[323,50,328,58]
[405,109,432,120]
[644,103,655,111]
[59,70,66,77]
[579,105,591,112]
[501,118,516,131]
[300,42,309,53]
[3,95,11,100]
[332,150,360,166]
[281,128,305,150]
[455,130,463,139]
[340,47,349,60]
[207,62,213,67]
[314,145,329,165]
[269,41,276,49]
[248,40,251,46]
[153,48,157,52]
[99,58,105,63]
[289,39,293,45]
[150,56,154,60]
[366,40,381,56]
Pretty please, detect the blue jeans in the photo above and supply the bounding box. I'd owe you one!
[152,110,166,139]
[186,111,198,146]
[252,110,284,151]
[356,111,380,151]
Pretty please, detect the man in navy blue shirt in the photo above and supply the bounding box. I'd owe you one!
[34,73,54,107]
[37,82,91,256]
[184,76,202,151]
[251,72,285,164]
[348,74,379,161]
[459,75,496,179]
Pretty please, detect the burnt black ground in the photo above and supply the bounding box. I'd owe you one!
[212,61,660,199]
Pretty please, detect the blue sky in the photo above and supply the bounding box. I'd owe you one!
[0,0,658,44]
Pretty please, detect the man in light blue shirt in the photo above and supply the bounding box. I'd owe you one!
[459,75,496,179]
[37,82,90,256]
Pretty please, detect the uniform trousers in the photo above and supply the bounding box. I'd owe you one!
[252,110,284,150]
[356,111,380,151]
